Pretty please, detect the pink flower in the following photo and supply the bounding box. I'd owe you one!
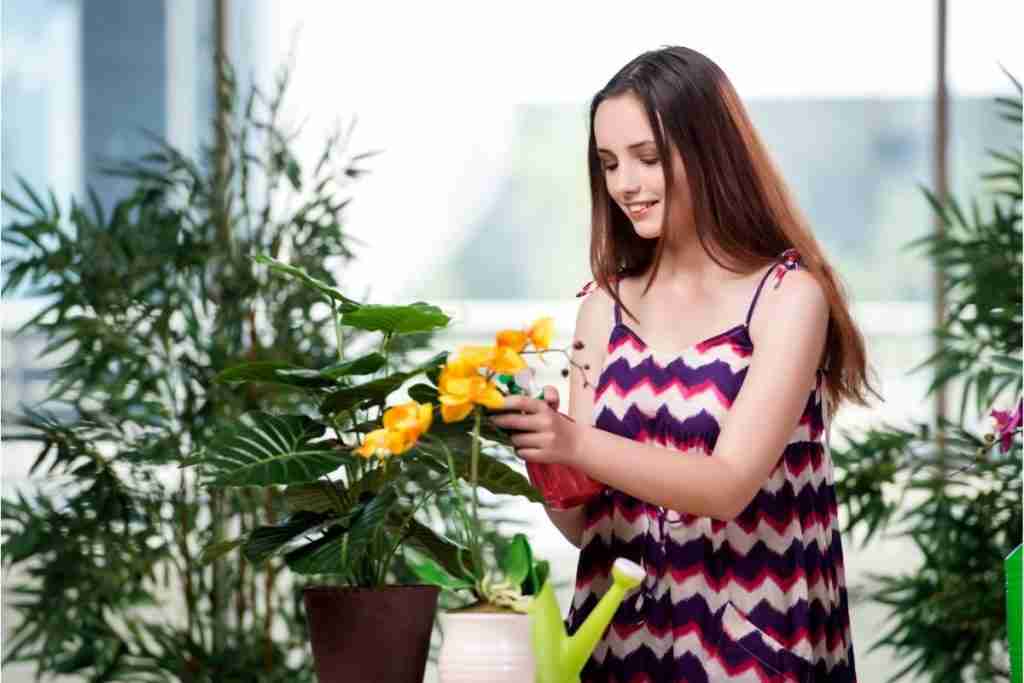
[990,397,1022,454]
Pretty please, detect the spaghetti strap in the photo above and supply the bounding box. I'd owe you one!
[744,248,803,327]
[613,300,622,326]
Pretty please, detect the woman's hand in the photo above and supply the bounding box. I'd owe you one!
[489,386,583,466]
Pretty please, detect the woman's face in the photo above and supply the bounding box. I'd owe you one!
[594,92,689,240]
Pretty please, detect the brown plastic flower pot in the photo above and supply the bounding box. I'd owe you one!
[303,584,440,683]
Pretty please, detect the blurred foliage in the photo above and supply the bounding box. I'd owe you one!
[0,56,454,681]
[832,71,1022,682]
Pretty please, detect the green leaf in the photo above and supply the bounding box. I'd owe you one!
[341,302,451,335]
[199,538,245,566]
[252,254,360,310]
[197,412,345,486]
[319,352,387,379]
[345,486,398,561]
[389,513,469,581]
[321,373,409,415]
[531,560,550,596]
[283,524,347,575]
[320,351,448,415]
[408,557,474,591]
[500,533,532,588]
[407,383,440,404]
[244,511,331,564]
[419,439,542,502]
[284,481,344,514]
[215,361,337,389]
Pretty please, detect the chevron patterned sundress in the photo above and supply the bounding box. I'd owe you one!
[566,249,857,683]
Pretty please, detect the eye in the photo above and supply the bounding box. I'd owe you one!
[602,164,617,172]
[641,158,660,166]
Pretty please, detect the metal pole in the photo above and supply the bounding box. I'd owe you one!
[933,0,949,434]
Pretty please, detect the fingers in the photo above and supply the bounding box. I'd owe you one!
[497,395,545,414]
[490,411,541,432]
[543,385,560,410]
[510,432,548,449]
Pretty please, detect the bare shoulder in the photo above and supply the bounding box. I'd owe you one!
[748,267,829,360]
[567,282,616,422]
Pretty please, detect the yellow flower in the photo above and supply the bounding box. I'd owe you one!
[449,343,524,375]
[496,329,528,353]
[356,427,412,459]
[527,317,554,351]
[356,401,434,458]
[449,345,495,374]
[383,401,433,440]
[490,345,526,374]
[438,365,505,423]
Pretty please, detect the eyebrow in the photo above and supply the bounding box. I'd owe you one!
[596,140,656,155]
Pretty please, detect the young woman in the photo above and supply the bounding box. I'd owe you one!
[490,46,877,682]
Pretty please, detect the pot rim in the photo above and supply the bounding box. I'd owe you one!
[440,609,531,619]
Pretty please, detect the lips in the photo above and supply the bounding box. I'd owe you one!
[627,200,658,219]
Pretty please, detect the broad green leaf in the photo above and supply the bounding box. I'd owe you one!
[342,302,451,335]
[531,560,550,596]
[199,538,245,566]
[500,533,532,588]
[252,254,360,310]
[199,412,346,486]
[389,512,469,581]
[345,486,398,561]
[320,352,387,379]
[408,557,474,591]
[321,351,448,415]
[283,524,347,575]
[407,383,440,404]
[215,361,336,389]
[284,481,344,514]
[244,511,330,564]
[321,374,409,415]
[418,442,542,503]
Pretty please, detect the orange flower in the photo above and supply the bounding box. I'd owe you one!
[383,401,434,440]
[490,345,526,374]
[356,427,413,459]
[356,401,434,458]
[438,364,505,423]
[449,343,525,376]
[527,317,554,351]
[496,329,528,353]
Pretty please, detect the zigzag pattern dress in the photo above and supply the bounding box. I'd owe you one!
[566,249,857,683]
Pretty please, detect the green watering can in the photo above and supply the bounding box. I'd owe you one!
[529,557,644,683]
[1009,544,1022,683]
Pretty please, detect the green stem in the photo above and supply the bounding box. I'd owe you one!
[436,437,479,574]
[331,298,344,362]
[381,332,393,374]
[378,479,450,584]
[471,408,482,571]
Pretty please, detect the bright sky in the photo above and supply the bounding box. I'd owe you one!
[265,1,1023,304]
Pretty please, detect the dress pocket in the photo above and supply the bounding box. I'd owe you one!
[715,600,815,683]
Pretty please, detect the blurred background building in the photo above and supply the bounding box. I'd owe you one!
[3,2,1021,681]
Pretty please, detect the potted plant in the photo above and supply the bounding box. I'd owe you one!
[394,327,560,682]
[188,256,555,682]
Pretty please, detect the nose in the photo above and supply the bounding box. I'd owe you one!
[609,167,641,203]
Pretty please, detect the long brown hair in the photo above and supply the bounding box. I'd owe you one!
[586,46,880,412]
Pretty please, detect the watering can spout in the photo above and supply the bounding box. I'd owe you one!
[530,558,644,683]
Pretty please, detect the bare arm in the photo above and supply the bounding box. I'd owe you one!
[497,270,831,520]
[568,271,830,519]
[541,286,613,548]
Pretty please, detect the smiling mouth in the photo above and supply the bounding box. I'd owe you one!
[627,200,658,219]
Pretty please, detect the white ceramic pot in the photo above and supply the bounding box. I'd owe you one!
[438,610,536,682]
